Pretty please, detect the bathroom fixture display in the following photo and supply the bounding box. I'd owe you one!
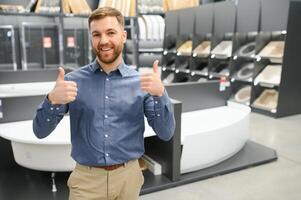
[254,65,282,86]
[234,86,252,103]
[211,41,233,59]
[236,42,256,58]
[178,102,250,173]
[192,41,211,58]
[0,116,75,172]
[0,82,54,98]
[138,17,147,40]
[235,62,254,81]
[177,40,193,56]
[253,89,278,112]
[146,101,251,174]
[258,41,285,63]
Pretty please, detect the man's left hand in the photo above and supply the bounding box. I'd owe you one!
[140,60,165,96]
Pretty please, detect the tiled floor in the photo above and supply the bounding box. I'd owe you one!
[139,113,301,200]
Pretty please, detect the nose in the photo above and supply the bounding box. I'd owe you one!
[99,35,109,45]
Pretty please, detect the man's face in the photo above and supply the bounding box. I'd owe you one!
[90,16,126,64]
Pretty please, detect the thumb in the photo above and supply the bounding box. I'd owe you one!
[56,67,65,82]
[153,60,159,74]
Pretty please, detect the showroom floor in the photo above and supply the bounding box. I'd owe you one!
[139,112,301,200]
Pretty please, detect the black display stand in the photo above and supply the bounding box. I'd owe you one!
[190,3,214,81]
[208,1,236,80]
[161,10,183,83]
[250,0,301,118]
[228,0,261,106]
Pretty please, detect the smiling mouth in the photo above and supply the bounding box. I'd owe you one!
[100,47,112,52]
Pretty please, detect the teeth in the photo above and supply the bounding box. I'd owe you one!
[101,48,111,51]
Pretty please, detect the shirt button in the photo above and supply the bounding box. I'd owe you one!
[157,114,160,117]
[50,107,54,111]
[106,78,109,81]
[155,101,158,104]
[105,96,109,99]
[56,107,59,110]
[105,153,109,157]
[47,118,51,122]
[105,134,108,138]
[104,115,108,118]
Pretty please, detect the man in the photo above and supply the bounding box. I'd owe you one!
[32,7,175,200]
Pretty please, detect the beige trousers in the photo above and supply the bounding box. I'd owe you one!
[67,159,144,200]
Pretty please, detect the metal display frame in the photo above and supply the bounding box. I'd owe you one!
[0,25,17,71]
[20,22,61,70]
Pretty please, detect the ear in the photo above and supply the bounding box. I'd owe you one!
[123,30,127,43]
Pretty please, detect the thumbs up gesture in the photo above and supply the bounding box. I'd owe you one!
[140,60,165,96]
[48,67,78,105]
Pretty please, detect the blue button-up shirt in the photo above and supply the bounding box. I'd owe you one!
[33,60,175,166]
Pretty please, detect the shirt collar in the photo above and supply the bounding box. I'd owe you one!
[90,59,130,77]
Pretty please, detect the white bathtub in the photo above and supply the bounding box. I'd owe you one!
[145,101,251,174]
[0,82,55,98]
[0,116,75,171]
[179,102,250,173]
[0,116,157,172]
[0,88,250,175]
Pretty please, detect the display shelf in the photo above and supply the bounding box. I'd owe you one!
[207,2,235,81]
[227,0,260,107]
[189,4,214,83]
[249,0,301,118]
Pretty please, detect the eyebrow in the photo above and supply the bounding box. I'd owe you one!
[92,28,117,34]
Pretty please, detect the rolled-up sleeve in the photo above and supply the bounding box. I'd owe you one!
[144,90,175,141]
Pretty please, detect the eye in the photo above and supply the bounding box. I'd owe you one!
[92,33,100,37]
[108,32,115,36]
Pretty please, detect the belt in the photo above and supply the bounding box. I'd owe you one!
[93,163,125,171]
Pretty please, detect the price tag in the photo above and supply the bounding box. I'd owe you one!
[43,37,52,48]
[219,76,230,91]
[67,36,75,48]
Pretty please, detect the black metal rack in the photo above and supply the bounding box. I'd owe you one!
[228,0,261,106]
[207,1,236,80]
[190,3,214,80]
[249,0,301,118]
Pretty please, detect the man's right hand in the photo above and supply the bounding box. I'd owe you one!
[48,67,78,105]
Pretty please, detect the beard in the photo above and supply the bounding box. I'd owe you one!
[93,41,124,64]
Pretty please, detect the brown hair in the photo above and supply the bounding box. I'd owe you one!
[88,7,124,28]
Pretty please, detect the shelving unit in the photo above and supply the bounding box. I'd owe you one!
[250,0,301,118]
[136,13,165,69]
[208,1,236,80]
[161,9,180,83]
[174,7,195,75]
[228,0,260,106]
[190,3,214,81]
